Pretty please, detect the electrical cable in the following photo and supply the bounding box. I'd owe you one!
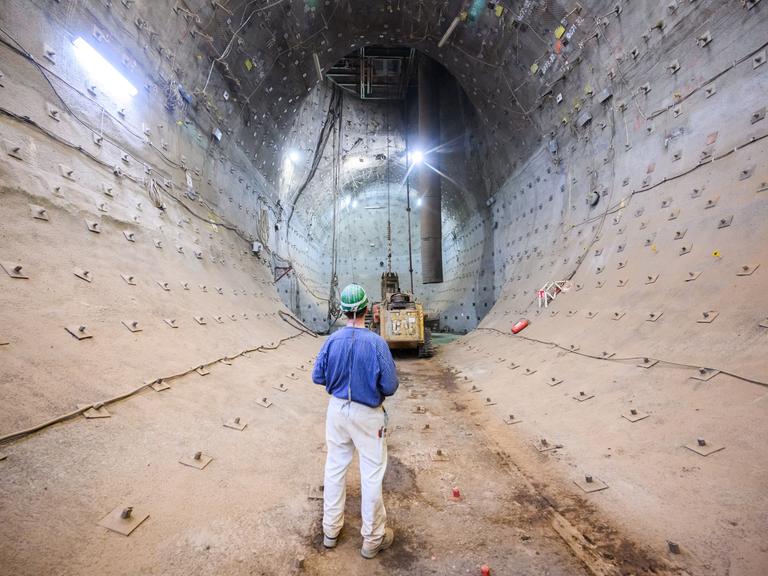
[0,27,185,174]
[201,0,287,94]
[475,327,768,389]
[0,325,312,447]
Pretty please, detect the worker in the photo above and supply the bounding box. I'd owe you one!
[311,283,399,559]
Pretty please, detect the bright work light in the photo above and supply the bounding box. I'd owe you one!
[73,37,137,99]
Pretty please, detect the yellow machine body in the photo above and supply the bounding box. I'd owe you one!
[379,304,425,349]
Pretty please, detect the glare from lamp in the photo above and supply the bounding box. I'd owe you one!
[288,149,301,163]
[410,150,424,165]
[72,37,137,100]
[416,197,422,207]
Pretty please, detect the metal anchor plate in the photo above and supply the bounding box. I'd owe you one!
[77,403,111,418]
[307,484,324,500]
[224,417,247,431]
[690,368,720,381]
[256,397,272,408]
[534,439,562,452]
[622,409,650,422]
[179,451,213,470]
[574,474,608,493]
[697,310,719,323]
[30,204,49,221]
[98,505,150,536]
[122,320,142,332]
[636,358,658,369]
[430,449,449,462]
[684,439,724,457]
[736,264,759,276]
[149,380,170,392]
[1,262,29,279]
[66,325,92,340]
[74,268,93,282]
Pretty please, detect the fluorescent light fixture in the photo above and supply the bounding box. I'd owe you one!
[72,37,137,99]
[438,15,462,48]
[410,150,424,165]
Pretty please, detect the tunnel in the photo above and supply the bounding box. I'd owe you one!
[0,1,767,575]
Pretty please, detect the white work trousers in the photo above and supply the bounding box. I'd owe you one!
[323,395,388,547]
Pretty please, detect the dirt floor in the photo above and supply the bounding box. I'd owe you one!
[0,336,686,576]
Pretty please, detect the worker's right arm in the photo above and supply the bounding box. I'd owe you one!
[312,341,328,385]
[375,340,399,397]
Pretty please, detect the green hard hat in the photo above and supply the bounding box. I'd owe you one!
[340,284,368,313]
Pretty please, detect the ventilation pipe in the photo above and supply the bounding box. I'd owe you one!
[418,56,443,284]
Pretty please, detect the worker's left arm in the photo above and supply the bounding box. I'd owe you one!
[376,340,399,397]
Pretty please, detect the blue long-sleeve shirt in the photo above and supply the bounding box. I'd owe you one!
[312,327,399,407]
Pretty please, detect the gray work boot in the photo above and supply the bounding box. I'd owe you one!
[360,528,394,559]
[323,533,339,548]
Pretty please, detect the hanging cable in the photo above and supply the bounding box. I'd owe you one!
[326,91,343,329]
[386,95,393,274]
[403,100,415,293]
